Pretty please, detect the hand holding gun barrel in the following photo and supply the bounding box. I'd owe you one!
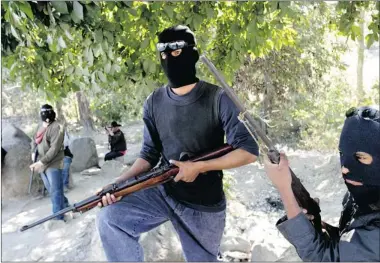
[200,55,326,233]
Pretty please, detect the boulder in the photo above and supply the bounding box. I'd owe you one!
[251,244,278,261]
[1,124,44,199]
[277,246,302,261]
[100,160,125,178]
[220,236,252,255]
[1,124,31,152]
[1,144,43,200]
[70,137,99,173]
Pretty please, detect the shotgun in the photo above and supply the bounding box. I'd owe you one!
[20,144,233,232]
[200,55,324,233]
[28,149,39,194]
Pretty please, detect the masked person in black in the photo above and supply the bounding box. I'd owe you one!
[96,25,259,262]
[264,106,380,262]
[30,104,70,221]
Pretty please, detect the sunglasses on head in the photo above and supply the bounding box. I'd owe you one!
[156,41,194,52]
[345,107,379,119]
[40,108,53,112]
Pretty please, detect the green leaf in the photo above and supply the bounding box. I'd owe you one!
[148,62,156,74]
[94,29,103,43]
[104,62,111,74]
[206,7,214,18]
[112,64,121,73]
[58,36,67,48]
[163,6,174,18]
[351,25,361,38]
[104,31,114,43]
[128,8,138,17]
[72,1,84,21]
[18,2,34,20]
[92,43,103,57]
[98,71,107,82]
[42,67,50,81]
[10,25,20,40]
[102,40,109,52]
[141,38,149,49]
[82,67,90,76]
[51,1,69,14]
[231,24,239,34]
[65,66,74,75]
[107,49,114,60]
[75,66,83,76]
[365,34,375,48]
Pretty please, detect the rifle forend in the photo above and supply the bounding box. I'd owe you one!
[20,144,233,232]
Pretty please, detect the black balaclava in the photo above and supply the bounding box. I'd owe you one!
[339,107,380,214]
[40,104,56,123]
[157,25,199,89]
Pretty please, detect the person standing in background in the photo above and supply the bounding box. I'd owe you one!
[30,104,70,221]
[63,130,74,192]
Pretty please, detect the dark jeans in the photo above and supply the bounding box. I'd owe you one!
[62,156,72,187]
[97,185,226,261]
[104,151,124,161]
[40,168,69,220]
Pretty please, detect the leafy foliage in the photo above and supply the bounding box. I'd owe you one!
[2,1,378,96]
[1,1,379,148]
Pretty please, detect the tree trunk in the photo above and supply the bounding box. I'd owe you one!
[55,100,67,124]
[357,9,365,103]
[263,62,275,135]
[76,91,95,132]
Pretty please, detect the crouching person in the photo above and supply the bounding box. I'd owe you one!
[264,106,380,262]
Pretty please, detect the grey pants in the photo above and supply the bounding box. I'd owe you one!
[96,185,226,262]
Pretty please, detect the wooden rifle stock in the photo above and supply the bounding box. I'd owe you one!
[200,55,323,233]
[20,144,233,232]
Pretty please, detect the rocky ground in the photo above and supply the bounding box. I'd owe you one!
[1,122,346,261]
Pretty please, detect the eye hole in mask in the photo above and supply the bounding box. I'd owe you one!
[354,152,373,165]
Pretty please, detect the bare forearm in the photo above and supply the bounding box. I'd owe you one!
[197,149,257,173]
[115,158,152,183]
[278,186,302,219]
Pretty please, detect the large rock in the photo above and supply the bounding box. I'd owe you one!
[277,246,302,261]
[251,244,278,261]
[100,160,125,178]
[1,144,43,200]
[1,123,31,152]
[1,124,44,199]
[70,137,99,173]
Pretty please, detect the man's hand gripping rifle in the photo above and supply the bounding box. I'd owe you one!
[20,144,233,232]
[200,55,325,234]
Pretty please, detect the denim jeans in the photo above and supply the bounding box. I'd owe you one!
[96,185,226,262]
[40,167,69,220]
[62,156,72,187]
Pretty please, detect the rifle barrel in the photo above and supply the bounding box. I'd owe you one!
[201,55,323,233]
[20,206,73,232]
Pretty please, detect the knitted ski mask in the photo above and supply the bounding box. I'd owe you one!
[339,106,380,214]
[40,104,56,123]
[157,25,199,89]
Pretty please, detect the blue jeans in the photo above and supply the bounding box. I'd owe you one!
[62,156,72,187]
[96,185,226,262]
[40,168,69,220]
